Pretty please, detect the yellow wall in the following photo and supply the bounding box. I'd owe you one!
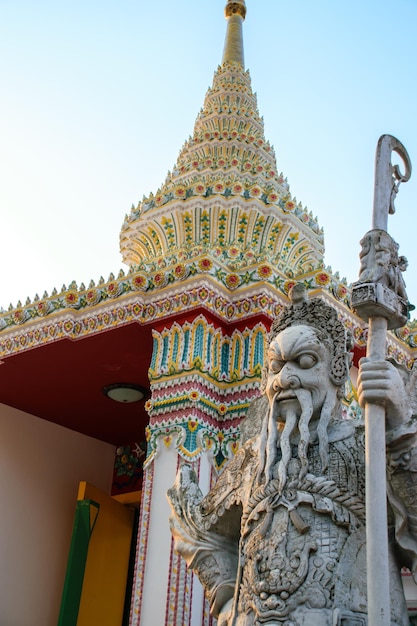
[76,482,134,626]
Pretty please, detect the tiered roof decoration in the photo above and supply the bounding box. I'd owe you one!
[120,2,323,285]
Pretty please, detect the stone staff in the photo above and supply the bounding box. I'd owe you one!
[352,134,412,626]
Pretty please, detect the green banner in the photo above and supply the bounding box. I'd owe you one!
[57,499,99,626]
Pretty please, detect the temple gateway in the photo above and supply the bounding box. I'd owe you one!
[1,1,417,625]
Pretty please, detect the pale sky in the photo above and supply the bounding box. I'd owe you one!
[1,0,416,312]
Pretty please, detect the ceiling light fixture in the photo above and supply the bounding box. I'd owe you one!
[103,383,148,404]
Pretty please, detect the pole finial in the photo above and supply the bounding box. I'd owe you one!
[373,134,412,231]
[352,135,413,328]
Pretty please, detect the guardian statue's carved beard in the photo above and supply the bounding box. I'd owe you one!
[258,323,343,492]
[257,384,340,492]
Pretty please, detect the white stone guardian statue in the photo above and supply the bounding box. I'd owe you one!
[167,286,417,626]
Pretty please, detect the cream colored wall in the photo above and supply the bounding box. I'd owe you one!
[0,403,115,626]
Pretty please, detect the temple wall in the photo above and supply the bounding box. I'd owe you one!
[0,403,115,626]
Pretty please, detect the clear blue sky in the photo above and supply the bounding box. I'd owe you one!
[1,0,416,311]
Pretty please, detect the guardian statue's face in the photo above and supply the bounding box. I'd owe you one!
[265,324,332,423]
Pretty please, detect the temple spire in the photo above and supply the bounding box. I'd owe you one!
[222,0,246,67]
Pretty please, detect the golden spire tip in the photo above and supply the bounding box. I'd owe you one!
[225,1,246,20]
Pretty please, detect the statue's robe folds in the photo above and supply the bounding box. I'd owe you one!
[169,416,417,626]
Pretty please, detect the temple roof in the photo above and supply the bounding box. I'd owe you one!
[1,0,415,357]
[119,0,324,278]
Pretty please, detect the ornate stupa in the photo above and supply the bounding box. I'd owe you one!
[120,2,324,295]
[1,2,416,626]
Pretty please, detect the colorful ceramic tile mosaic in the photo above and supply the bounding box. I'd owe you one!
[112,442,146,496]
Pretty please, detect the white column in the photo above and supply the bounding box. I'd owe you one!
[129,438,178,626]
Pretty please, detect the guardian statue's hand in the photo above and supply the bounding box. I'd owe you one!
[357,358,412,430]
